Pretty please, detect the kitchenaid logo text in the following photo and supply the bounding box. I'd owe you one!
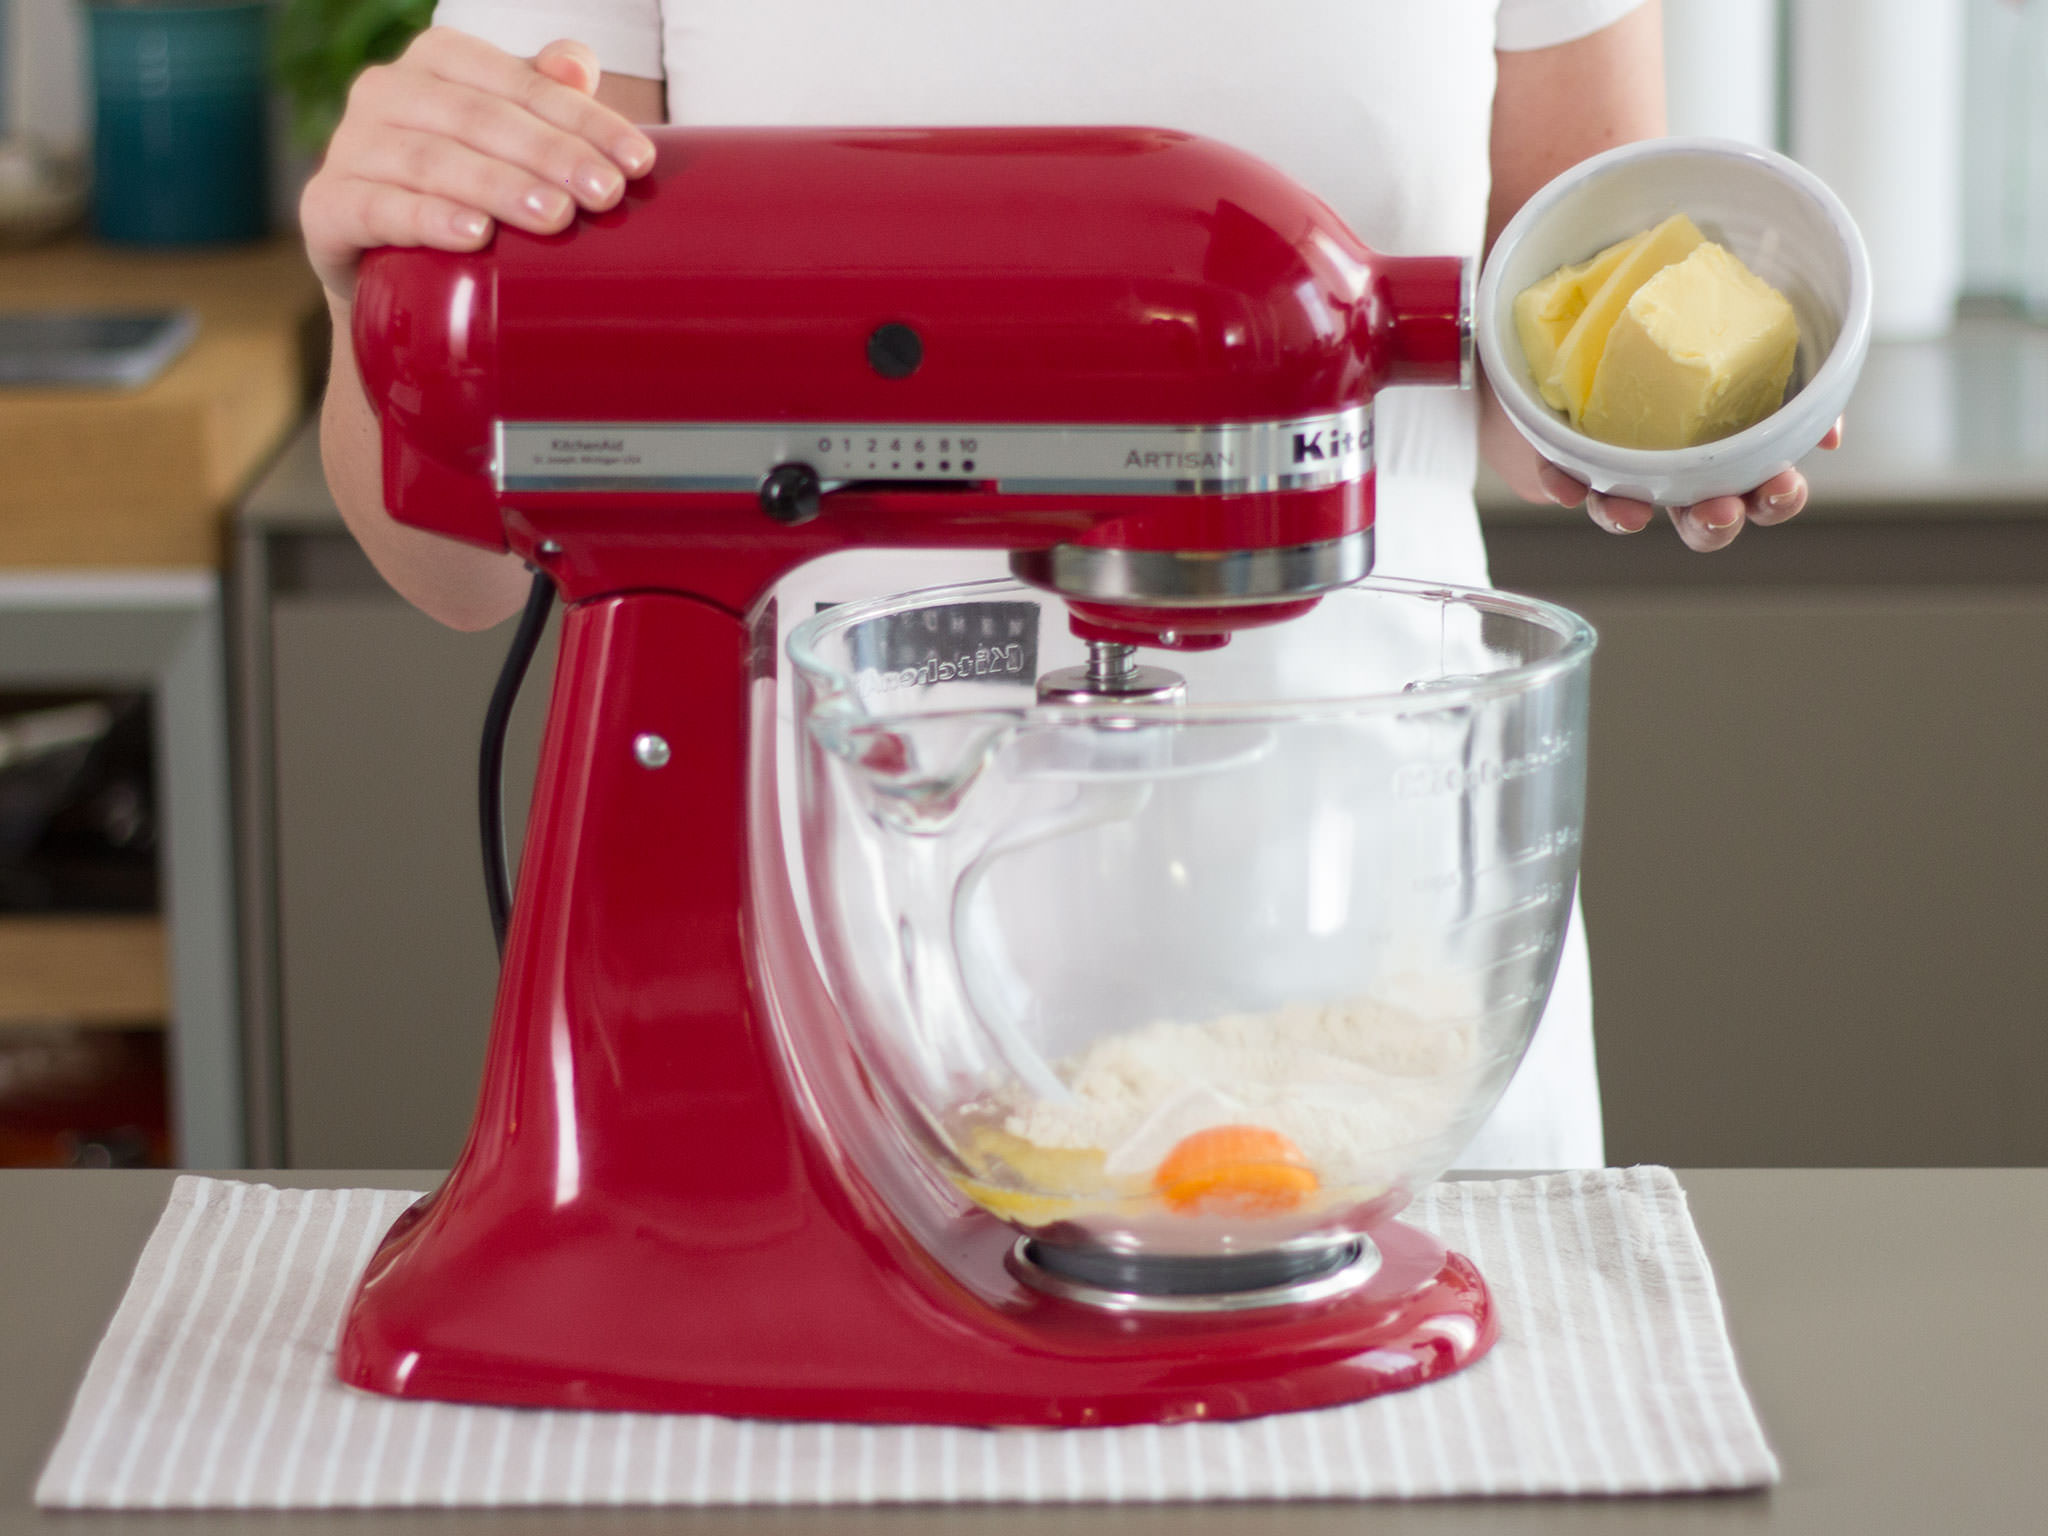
[1393,734,1572,798]
[844,600,1040,697]
[550,437,625,454]
[1292,425,1367,464]
[855,645,1029,697]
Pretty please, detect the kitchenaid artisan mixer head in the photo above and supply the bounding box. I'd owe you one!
[332,126,1579,1426]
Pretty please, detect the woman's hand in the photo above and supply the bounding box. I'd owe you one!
[1483,9,1849,553]
[1534,419,1845,551]
[300,27,657,304]
[308,30,661,631]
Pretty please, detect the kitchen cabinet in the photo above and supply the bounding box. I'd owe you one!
[0,238,322,1167]
[0,917,165,1024]
[0,582,239,1167]
[1489,534,2048,1165]
[235,432,552,1167]
[1482,308,2048,1166]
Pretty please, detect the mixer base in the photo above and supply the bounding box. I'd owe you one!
[342,1199,1494,1426]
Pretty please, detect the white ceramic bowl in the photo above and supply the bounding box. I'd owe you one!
[1476,137,1871,508]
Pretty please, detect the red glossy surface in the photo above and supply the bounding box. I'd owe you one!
[1066,593,1327,646]
[355,126,1470,613]
[339,126,1496,1423]
[1378,253,1469,386]
[337,595,1497,1423]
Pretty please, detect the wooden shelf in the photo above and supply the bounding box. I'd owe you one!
[0,238,324,568]
[0,915,166,1027]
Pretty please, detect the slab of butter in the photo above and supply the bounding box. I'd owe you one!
[1580,242,1799,450]
[1545,213,1705,422]
[1513,228,1651,411]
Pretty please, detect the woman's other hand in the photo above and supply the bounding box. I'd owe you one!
[301,27,657,303]
[1484,6,1844,553]
[1534,418,1845,551]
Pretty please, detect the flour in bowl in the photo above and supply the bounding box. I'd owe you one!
[986,993,1492,1186]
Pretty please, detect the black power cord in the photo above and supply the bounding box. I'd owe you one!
[481,568,557,956]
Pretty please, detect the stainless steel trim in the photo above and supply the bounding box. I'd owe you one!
[1007,1235,1382,1314]
[1035,661,1188,707]
[1035,640,1188,706]
[509,475,761,494]
[993,476,1330,497]
[495,410,1371,496]
[1459,256,1477,391]
[1008,529,1372,606]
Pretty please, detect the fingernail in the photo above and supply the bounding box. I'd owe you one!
[453,210,489,240]
[1588,494,1641,533]
[1702,507,1743,531]
[618,138,655,175]
[574,164,623,203]
[522,187,572,223]
[1767,488,1801,513]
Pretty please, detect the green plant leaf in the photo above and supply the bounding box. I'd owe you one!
[272,0,437,150]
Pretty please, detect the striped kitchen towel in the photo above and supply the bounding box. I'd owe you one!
[36,1167,1776,1508]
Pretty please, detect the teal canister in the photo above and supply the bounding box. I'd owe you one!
[87,0,271,246]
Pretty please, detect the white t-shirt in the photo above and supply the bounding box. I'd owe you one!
[434,0,1640,1167]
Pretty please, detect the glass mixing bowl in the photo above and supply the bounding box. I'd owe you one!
[788,577,1593,1283]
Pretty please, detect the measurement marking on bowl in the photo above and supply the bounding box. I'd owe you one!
[1475,829,1582,876]
[1427,992,1540,1026]
[1439,885,1563,933]
[1391,735,1573,799]
[1410,836,1582,893]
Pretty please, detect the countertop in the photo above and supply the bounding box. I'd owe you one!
[0,238,324,568]
[3,1168,2043,1533]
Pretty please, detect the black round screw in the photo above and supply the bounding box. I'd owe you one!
[867,322,923,379]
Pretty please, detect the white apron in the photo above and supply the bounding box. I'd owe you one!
[436,0,1645,1166]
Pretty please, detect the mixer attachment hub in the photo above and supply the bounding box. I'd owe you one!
[1010,1235,1381,1313]
[1035,641,1188,707]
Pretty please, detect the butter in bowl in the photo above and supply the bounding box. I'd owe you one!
[1477,138,1871,509]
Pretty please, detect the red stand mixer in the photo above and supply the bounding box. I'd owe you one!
[335,126,1542,1426]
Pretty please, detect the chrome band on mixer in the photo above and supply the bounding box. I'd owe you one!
[494,409,1371,495]
[1008,1236,1382,1314]
[1458,257,1478,391]
[1009,529,1373,605]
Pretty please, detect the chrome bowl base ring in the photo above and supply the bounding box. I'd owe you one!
[1008,1233,1383,1314]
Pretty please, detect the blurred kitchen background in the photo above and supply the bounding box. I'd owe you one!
[0,0,2043,1172]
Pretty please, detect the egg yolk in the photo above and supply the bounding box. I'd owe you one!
[1154,1125,1319,1216]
